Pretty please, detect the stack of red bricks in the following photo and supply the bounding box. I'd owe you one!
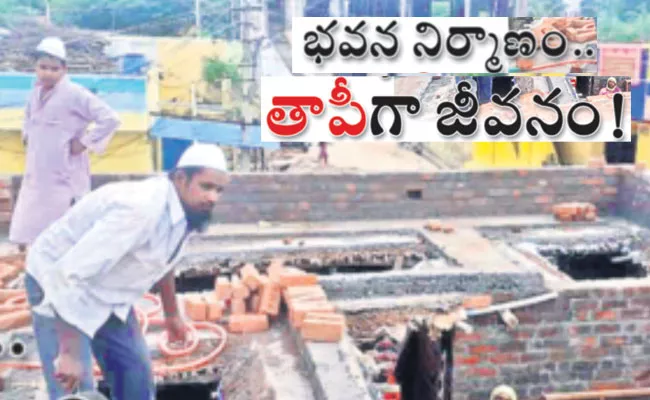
[0,179,12,227]
[182,259,347,342]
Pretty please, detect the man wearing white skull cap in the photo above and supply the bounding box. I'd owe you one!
[24,143,230,400]
[9,37,120,253]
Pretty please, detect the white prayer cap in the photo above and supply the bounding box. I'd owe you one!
[490,385,517,400]
[36,37,67,61]
[176,143,228,172]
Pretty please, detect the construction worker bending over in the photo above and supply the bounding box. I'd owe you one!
[25,144,230,400]
[9,37,120,253]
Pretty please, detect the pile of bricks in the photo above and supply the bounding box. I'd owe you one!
[423,220,455,234]
[182,259,346,342]
[552,202,597,222]
[0,179,12,228]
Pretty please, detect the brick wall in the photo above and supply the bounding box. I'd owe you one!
[0,177,12,229]
[454,284,650,400]
[0,166,626,226]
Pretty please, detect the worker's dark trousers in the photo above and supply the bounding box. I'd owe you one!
[26,274,155,400]
[605,134,638,164]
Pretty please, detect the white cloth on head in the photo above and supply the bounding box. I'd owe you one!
[490,385,517,400]
[36,37,67,61]
[176,143,228,172]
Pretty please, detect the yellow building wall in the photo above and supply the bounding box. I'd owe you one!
[156,38,243,115]
[0,109,154,174]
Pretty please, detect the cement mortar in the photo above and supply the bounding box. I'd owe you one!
[181,228,455,266]
[319,269,546,301]
[290,327,374,400]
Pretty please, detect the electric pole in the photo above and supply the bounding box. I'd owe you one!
[195,0,202,36]
[233,0,264,171]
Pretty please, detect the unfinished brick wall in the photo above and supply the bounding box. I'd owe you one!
[0,177,12,229]
[0,165,631,226]
[2,166,624,225]
[454,285,650,400]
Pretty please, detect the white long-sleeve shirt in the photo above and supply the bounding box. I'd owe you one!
[27,175,189,338]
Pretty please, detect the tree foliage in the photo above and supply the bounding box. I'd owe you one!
[581,0,650,42]
[0,0,234,38]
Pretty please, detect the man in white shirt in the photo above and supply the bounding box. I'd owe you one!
[25,143,230,400]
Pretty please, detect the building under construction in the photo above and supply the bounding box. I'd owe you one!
[2,160,650,399]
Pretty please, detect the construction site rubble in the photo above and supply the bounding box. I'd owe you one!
[0,19,118,73]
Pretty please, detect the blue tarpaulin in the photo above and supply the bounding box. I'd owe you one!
[150,117,279,149]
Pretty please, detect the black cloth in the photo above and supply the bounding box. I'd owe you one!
[394,324,443,400]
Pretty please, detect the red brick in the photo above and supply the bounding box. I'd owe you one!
[581,347,608,359]
[215,276,232,301]
[589,382,632,390]
[291,300,335,328]
[231,298,246,315]
[267,259,286,281]
[595,310,617,321]
[279,267,318,288]
[203,292,224,321]
[621,308,646,320]
[462,295,492,310]
[183,294,207,321]
[489,353,519,364]
[240,264,263,291]
[583,337,598,347]
[512,189,521,198]
[455,332,482,342]
[602,336,627,346]
[582,178,605,185]
[575,310,591,321]
[284,285,327,309]
[602,186,618,195]
[572,299,599,311]
[631,297,650,308]
[535,195,552,204]
[228,314,269,333]
[595,324,620,334]
[456,355,481,366]
[513,330,534,340]
[259,277,282,316]
[231,275,250,299]
[469,345,497,355]
[301,314,345,343]
[538,327,560,338]
[520,353,548,363]
[549,351,569,362]
[467,367,497,378]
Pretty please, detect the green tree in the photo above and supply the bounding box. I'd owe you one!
[0,0,234,38]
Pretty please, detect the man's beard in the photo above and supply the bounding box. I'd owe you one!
[184,209,212,233]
